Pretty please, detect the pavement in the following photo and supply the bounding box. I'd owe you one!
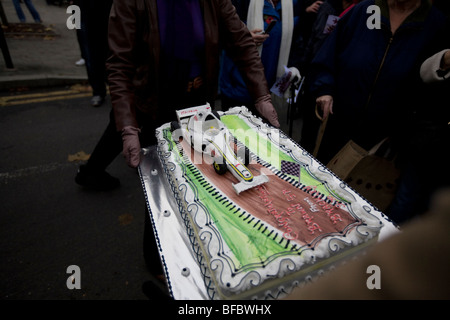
[0,0,87,91]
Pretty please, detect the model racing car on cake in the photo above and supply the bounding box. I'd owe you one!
[171,104,269,194]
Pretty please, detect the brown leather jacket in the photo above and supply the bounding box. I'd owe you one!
[106,0,269,131]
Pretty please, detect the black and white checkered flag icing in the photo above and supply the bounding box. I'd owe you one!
[281,160,301,176]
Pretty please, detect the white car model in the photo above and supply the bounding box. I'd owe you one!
[172,104,268,194]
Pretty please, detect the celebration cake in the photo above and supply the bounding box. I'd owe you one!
[155,105,383,299]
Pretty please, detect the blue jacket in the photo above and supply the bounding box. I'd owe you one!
[219,0,305,104]
[309,0,448,130]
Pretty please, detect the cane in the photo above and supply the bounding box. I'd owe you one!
[312,104,328,158]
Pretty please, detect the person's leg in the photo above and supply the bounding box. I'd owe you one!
[88,47,107,104]
[75,110,121,190]
[86,0,111,106]
[23,0,42,23]
[86,111,122,171]
[86,42,107,106]
[12,0,26,22]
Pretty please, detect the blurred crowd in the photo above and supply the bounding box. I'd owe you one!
[73,0,449,229]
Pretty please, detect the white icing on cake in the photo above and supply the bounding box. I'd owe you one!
[156,107,383,299]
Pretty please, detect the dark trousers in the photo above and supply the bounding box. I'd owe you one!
[85,0,112,98]
[84,110,122,172]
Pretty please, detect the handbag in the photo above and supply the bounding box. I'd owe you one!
[326,138,400,212]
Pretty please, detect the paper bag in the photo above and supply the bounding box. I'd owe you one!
[327,139,400,211]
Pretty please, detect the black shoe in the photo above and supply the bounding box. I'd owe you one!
[75,165,120,191]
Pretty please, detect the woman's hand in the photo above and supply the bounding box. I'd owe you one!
[441,50,450,70]
[316,95,334,120]
[255,94,280,128]
[250,29,269,46]
[306,1,323,14]
[122,126,141,168]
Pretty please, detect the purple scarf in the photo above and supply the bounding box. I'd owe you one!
[157,0,205,80]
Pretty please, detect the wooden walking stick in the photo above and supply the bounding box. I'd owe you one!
[312,104,328,158]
